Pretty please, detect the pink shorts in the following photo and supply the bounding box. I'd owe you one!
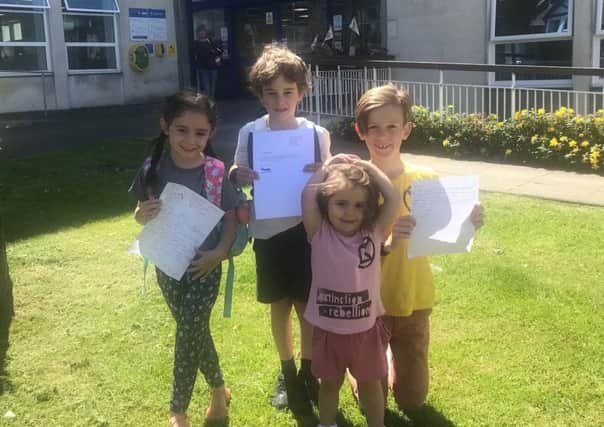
[311,318,390,382]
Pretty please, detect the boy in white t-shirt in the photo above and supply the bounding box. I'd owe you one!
[230,45,331,416]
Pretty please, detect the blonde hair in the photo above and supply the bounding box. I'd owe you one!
[249,45,309,97]
[317,163,380,231]
[355,84,411,134]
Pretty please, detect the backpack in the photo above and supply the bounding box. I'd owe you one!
[140,155,249,317]
[203,157,249,318]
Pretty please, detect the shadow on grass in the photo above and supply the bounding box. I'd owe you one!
[334,410,355,427]
[0,352,12,396]
[293,412,320,427]
[286,405,456,427]
[385,405,456,427]
[203,416,230,427]
[0,140,148,243]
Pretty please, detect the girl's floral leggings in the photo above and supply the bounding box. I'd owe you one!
[156,266,224,414]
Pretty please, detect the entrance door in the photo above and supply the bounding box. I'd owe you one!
[192,8,234,98]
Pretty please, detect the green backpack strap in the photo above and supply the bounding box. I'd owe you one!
[204,157,237,318]
[223,257,235,318]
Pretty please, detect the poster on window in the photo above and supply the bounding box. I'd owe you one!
[129,8,168,42]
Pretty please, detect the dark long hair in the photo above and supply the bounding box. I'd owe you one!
[144,90,218,193]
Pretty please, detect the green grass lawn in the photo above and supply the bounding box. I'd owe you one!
[0,141,603,426]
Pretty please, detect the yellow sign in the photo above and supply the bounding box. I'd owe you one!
[128,44,149,72]
[167,43,177,56]
[154,43,165,57]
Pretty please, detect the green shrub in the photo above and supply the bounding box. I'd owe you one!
[328,106,603,174]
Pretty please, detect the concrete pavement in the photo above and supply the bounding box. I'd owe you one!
[401,153,604,207]
[332,133,604,207]
[1,99,603,207]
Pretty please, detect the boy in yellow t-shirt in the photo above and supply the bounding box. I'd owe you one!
[350,84,484,413]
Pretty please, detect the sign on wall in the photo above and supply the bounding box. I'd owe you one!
[129,8,168,42]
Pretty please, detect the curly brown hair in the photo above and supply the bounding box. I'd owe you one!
[248,45,309,97]
[317,163,380,232]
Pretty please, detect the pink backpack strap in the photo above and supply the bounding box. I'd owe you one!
[204,156,224,208]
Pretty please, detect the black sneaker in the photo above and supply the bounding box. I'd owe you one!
[285,372,313,416]
[298,370,319,406]
[271,373,288,410]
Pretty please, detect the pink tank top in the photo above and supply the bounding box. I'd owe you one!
[304,221,384,334]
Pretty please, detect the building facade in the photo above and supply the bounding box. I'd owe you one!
[386,0,602,90]
[0,0,181,113]
[186,0,385,97]
[1,0,602,114]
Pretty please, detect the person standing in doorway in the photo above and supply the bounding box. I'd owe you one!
[194,25,223,99]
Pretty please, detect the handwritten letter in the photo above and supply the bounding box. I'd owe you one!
[135,182,224,280]
[408,176,479,258]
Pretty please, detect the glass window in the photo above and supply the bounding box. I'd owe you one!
[0,0,49,9]
[63,12,118,71]
[233,7,276,61]
[281,1,316,55]
[494,0,570,38]
[0,10,48,72]
[63,14,115,43]
[64,0,118,13]
[495,40,572,80]
[330,0,383,56]
[0,45,46,71]
[490,0,572,84]
[594,0,604,85]
[0,11,45,42]
[67,45,116,69]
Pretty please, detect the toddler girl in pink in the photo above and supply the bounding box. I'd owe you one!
[301,154,401,427]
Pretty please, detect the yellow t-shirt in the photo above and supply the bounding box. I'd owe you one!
[381,162,437,317]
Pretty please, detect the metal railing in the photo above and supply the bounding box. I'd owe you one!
[299,60,604,125]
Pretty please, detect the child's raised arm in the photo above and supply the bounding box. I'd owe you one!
[354,160,401,240]
[301,166,327,241]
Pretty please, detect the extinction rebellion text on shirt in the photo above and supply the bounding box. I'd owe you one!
[317,288,371,319]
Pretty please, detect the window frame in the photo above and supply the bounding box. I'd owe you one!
[488,0,574,88]
[593,0,604,86]
[0,7,51,75]
[63,0,119,14]
[0,0,49,10]
[63,10,120,74]
[490,0,574,42]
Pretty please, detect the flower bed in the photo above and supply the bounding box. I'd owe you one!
[329,106,603,174]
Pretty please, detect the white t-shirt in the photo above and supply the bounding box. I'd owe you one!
[233,115,331,239]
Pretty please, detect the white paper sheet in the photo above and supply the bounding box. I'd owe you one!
[134,182,224,280]
[408,176,479,258]
[252,128,315,219]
